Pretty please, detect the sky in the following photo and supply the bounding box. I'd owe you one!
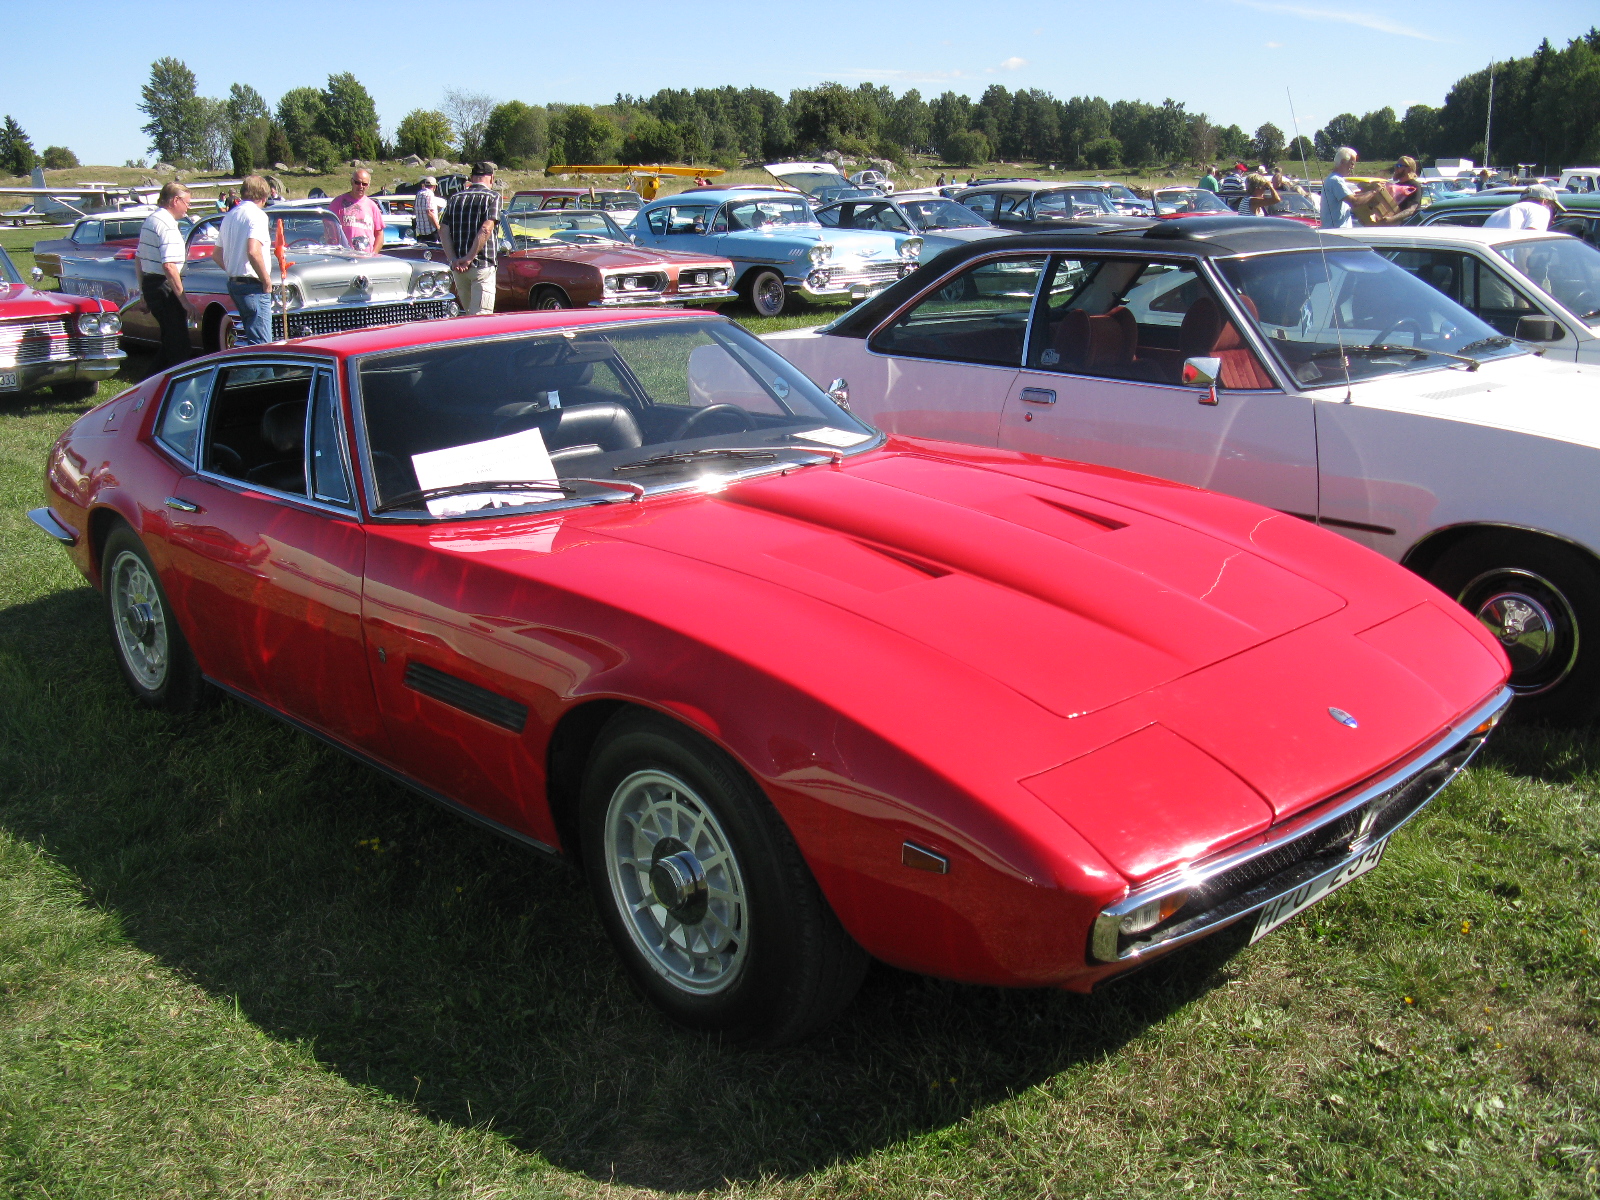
[3,0,1596,167]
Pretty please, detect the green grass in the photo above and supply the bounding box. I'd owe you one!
[0,257,1597,1198]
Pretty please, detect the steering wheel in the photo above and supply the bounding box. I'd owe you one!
[676,404,752,438]
[1373,317,1424,346]
[288,238,319,249]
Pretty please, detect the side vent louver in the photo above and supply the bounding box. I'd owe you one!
[404,662,529,733]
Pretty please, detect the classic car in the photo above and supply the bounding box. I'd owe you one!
[763,217,1600,721]
[49,207,457,351]
[763,163,880,207]
[955,182,1148,231]
[1338,225,1600,362]
[28,307,1510,1043]
[1413,192,1600,251]
[814,195,1006,262]
[389,207,736,309]
[848,169,894,195]
[507,188,644,217]
[32,207,197,277]
[0,244,123,399]
[1151,188,1239,218]
[1096,181,1154,216]
[632,188,920,317]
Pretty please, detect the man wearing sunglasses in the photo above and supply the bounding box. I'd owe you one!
[330,169,385,254]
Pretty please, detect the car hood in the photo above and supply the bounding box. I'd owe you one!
[0,281,99,316]
[507,244,726,270]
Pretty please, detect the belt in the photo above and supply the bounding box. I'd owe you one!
[229,276,262,284]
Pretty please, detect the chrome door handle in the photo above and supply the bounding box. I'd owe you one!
[1020,388,1056,405]
[164,496,200,513]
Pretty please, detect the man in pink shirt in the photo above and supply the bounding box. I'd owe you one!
[329,169,385,254]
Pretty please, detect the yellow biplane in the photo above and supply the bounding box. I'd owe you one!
[545,164,725,200]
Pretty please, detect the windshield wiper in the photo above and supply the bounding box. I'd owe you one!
[1312,343,1480,371]
[373,479,574,514]
[1459,334,1545,358]
[613,447,780,474]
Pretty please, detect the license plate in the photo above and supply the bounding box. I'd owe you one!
[0,371,16,391]
[1249,836,1389,944]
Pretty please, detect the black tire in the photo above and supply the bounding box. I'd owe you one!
[101,524,208,712]
[1428,531,1600,723]
[935,274,978,302]
[579,710,867,1044]
[742,268,789,318]
[50,380,98,400]
[531,286,570,310]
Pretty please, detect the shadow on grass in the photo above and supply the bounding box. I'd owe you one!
[0,587,1245,1192]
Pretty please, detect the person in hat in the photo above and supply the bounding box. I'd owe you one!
[438,162,501,314]
[1483,184,1567,232]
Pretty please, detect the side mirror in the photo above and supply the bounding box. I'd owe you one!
[630,234,639,245]
[497,237,512,254]
[1183,356,1221,405]
[826,378,851,410]
[30,266,42,284]
[1515,314,1564,342]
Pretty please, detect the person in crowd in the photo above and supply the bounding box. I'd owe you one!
[412,176,441,244]
[935,173,947,187]
[1380,157,1424,224]
[212,175,274,345]
[219,188,238,212]
[1269,166,1303,196]
[1475,168,1491,192]
[1484,184,1568,231]
[438,162,501,315]
[1245,171,1280,215]
[330,169,385,254]
[136,182,192,370]
[1197,165,1219,193]
[1320,147,1362,228]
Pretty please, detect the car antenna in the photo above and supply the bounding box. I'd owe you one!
[1289,87,1353,404]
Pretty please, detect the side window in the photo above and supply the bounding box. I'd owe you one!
[309,372,352,506]
[1471,258,1541,336]
[710,207,729,234]
[997,193,1030,216]
[1028,256,1274,389]
[816,206,842,227]
[1378,249,1472,309]
[76,221,104,245]
[869,256,1047,367]
[665,205,713,235]
[961,193,997,218]
[155,370,214,464]
[204,363,316,496]
[645,208,668,236]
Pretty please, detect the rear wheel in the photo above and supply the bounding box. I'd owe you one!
[579,710,866,1044]
[743,268,789,318]
[101,524,207,712]
[531,285,570,310]
[50,380,98,400]
[1428,531,1600,723]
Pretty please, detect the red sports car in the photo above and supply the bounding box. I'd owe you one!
[29,309,1510,1043]
[0,244,124,399]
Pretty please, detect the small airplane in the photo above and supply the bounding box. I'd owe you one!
[0,167,242,226]
[545,164,725,200]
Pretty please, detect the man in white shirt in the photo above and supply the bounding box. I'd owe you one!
[1320,147,1361,229]
[1483,184,1567,232]
[212,175,275,345]
[413,176,441,243]
[136,182,192,368]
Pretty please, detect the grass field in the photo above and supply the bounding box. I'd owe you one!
[0,216,1596,1199]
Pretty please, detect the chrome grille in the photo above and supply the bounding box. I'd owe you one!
[0,318,116,366]
[274,298,455,339]
[825,261,903,286]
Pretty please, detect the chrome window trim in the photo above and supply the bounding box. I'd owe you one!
[863,252,1051,369]
[1090,685,1513,964]
[308,368,357,510]
[344,314,884,524]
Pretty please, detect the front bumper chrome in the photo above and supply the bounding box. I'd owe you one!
[1089,686,1514,963]
[27,506,78,545]
[0,353,124,394]
[798,261,916,300]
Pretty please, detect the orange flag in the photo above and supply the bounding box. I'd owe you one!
[273,219,288,277]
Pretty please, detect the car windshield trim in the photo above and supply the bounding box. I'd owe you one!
[0,246,21,285]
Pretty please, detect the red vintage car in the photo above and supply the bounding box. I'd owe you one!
[29,308,1511,1043]
[0,245,124,399]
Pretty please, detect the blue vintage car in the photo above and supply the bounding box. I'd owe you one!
[631,187,920,316]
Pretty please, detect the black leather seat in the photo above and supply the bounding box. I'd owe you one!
[512,401,644,463]
[247,401,307,494]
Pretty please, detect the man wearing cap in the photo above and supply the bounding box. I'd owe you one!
[136,182,192,369]
[438,162,501,315]
[1483,184,1567,232]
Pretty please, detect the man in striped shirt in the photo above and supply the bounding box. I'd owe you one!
[439,162,501,314]
[137,182,192,369]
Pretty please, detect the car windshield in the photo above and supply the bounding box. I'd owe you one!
[0,247,20,284]
[899,198,989,229]
[502,210,624,247]
[189,211,353,253]
[507,193,557,213]
[1216,249,1526,387]
[358,317,877,518]
[1267,192,1318,217]
[1496,236,1600,321]
[1104,184,1139,202]
[725,198,816,229]
[771,169,852,197]
[1033,189,1118,216]
[1153,189,1232,215]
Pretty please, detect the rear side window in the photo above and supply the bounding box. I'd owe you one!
[870,256,1047,367]
[204,363,316,496]
[309,372,353,506]
[155,370,213,464]
[961,193,998,218]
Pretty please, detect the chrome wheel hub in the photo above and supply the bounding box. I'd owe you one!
[1461,568,1578,696]
[603,769,748,994]
[110,550,168,690]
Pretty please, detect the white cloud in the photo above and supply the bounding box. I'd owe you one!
[1265,40,1283,47]
[1230,0,1441,41]
[1001,56,1029,70]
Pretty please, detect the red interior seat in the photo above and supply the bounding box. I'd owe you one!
[1178,296,1274,389]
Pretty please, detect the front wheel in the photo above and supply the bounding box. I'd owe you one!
[531,285,570,310]
[742,268,789,318]
[101,524,208,712]
[1429,532,1600,723]
[50,380,98,400]
[579,711,867,1044]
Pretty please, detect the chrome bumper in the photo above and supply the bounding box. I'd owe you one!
[27,507,77,545]
[0,352,124,394]
[797,263,916,301]
[1089,686,1515,964]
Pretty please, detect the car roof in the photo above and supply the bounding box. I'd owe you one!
[1428,191,1600,213]
[270,307,710,358]
[1337,226,1575,247]
[958,181,1114,195]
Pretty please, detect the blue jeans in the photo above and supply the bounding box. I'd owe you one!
[227,278,273,345]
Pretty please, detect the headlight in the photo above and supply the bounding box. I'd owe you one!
[76,311,105,335]
[605,275,622,292]
[97,311,121,336]
[713,269,730,286]
[808,243,832,265]
[283,285,304,310]
[899,237,924,261]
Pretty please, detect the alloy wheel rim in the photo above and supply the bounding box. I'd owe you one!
[603,768,749,994]
[755,275,784,315]
[1459,567,1580,695]
[110,550,168,690]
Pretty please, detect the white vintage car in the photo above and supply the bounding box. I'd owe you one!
[1336,226,1600,364]
[764,219,1600,720]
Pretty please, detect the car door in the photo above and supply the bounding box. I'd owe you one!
[643,202,720,257]
[1378,245,1577,359]
[998,254,1319,516]
[152,358,385,751]
[855,253,1049,446]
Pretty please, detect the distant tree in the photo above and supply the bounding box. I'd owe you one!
[1314,113,1360,159]
[276,88,326,161]
[139,57,204,163]
[1251,122,1285,165]
[225,83,269,127]
[1187,113,1218,164]
[1286,135,1317,164]
[622,114,683,164]
[1400,104,1439,162]
[231,132,253,175]
[41,145,78,170]
[885,89,929,153]
[319,73,381,160]
[302,135,340,174]
[441,89,496,162]
[396,109,453,160]
[264,122,291,167]
[1149,99,1188,162]
[194,97,233,170]
[943,129,991,166]
[1084,135,1123,170]
[1356,107,1400,159]
[1,118,37,175]
[1215,124,1252,161]
[789,82,875,152]
[929,91,973,160]
[482,101,547,167]
[548,105,618,166]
